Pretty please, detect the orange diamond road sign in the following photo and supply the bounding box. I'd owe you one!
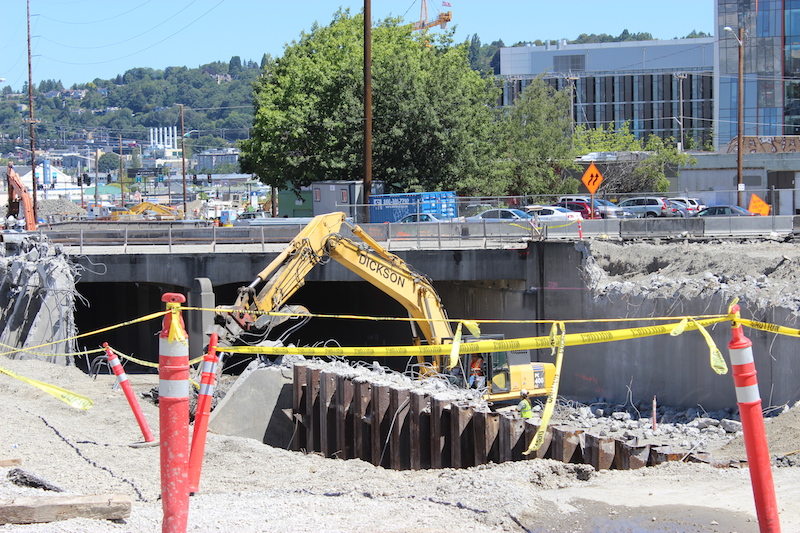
[581,163,603,194]
[748,193,771,216]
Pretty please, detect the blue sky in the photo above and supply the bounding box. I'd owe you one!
[1,1,714,91]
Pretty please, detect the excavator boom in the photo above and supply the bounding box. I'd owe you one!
[5,164,36,231]
[217,212,554,399]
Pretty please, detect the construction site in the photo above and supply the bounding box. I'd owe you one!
[1,208,800,531]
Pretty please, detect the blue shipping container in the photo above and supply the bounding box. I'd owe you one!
[368,192,457,223]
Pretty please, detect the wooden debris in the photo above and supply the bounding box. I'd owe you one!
[0,494,131,524]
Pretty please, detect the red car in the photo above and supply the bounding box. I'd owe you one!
[553,200,601,219]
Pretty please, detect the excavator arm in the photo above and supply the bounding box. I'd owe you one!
[218,212,454,372]
[5,164,36,231]
[217,211,555,399]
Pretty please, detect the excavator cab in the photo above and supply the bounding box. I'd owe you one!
[458,335,555,402]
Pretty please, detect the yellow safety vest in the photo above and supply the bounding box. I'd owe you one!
[518,398,533,418]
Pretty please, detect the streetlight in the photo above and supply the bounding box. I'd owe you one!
[724,25,745,208]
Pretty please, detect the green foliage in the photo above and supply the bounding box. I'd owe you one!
[574,122,639,153]
[489,76,576,196]
[467,36,504,74]
[574,123,697,193]
[682,30,711,38]
[0,58,261,154]
[571,29,654,44]
[98,152,121,173]
[241,9,499,195]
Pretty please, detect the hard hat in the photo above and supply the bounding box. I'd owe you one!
[520,389,528,397]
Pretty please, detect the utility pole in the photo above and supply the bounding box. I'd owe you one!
[363,0,372,223]
[674,73,687,151]
[725,26,745,207]
[737,26,744,208]
[119,134,124,206]
[94,150,99,207]
[180,104,187,217]
[565,75,579,148]
[26,0,38,223]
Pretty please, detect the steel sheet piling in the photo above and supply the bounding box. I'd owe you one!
[158,292,189,533]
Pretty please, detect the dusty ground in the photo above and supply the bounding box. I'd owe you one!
[2,238,800,532]
[1,356,799,533]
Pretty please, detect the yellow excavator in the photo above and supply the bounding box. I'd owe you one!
[112,201,183,220]
[216,212,554,401]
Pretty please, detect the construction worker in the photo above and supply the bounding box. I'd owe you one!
[517,389,533,419]
[469,354,484,388]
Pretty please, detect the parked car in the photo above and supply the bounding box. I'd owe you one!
[397,213,446,223]
[667,200,690,217]
[616,197,679,217]
[694,205,760,217]
[557,196,626,219]
[525,206,583,222]
[552,200,601,219]
[465,208,532,222]
[669,197,706,213]
[233,211,272,225]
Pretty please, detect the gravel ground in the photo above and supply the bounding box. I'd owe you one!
[1,357,799,533]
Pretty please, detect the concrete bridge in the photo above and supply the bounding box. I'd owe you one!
[65,230,798,413]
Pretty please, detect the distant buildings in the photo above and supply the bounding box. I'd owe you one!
[499,38,715,149]
[498,1,797,152]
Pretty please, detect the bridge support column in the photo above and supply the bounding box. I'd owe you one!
[188,278,215,362]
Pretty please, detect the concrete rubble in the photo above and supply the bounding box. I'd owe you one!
[0,233,78,364]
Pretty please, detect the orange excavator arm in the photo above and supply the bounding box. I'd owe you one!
[6,164,36,231]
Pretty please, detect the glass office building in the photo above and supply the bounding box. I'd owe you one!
[500,39,715,148]
[500,2,800,151]
[716,0,783,148]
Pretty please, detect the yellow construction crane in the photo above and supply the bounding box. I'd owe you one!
[413,0,452,32]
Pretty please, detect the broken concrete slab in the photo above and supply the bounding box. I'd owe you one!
[207,362,295,448]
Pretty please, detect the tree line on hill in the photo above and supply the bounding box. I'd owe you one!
[0,11,705,197]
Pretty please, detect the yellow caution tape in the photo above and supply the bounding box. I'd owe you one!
[525,322,565,455]
[691,318,727,375]
[110,347,203,368]
[219,316,731,358]
[448,322,463,370]
[0,310,169,358]
[462,320,481,337]
[739,319,800,337]
[0,365,94,410]
[166,302,187,343]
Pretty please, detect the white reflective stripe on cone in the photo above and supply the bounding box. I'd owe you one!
[735,383,761,404]
[729,347,754,366]
[159,379,189,398]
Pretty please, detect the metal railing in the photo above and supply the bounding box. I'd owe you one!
[35,215,797,254]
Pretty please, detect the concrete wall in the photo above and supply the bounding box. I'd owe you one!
[72,241,800,411]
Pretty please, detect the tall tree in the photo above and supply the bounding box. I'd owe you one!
[229,56,242,78]
[492,76,577,196]
[97,152,120,173]
[240,9,499,195]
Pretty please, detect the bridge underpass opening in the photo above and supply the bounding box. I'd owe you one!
[76,280,496,374]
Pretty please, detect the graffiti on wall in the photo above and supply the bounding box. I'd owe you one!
[726,136,800,154]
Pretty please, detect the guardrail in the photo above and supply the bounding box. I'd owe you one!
[32,216,798,253]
